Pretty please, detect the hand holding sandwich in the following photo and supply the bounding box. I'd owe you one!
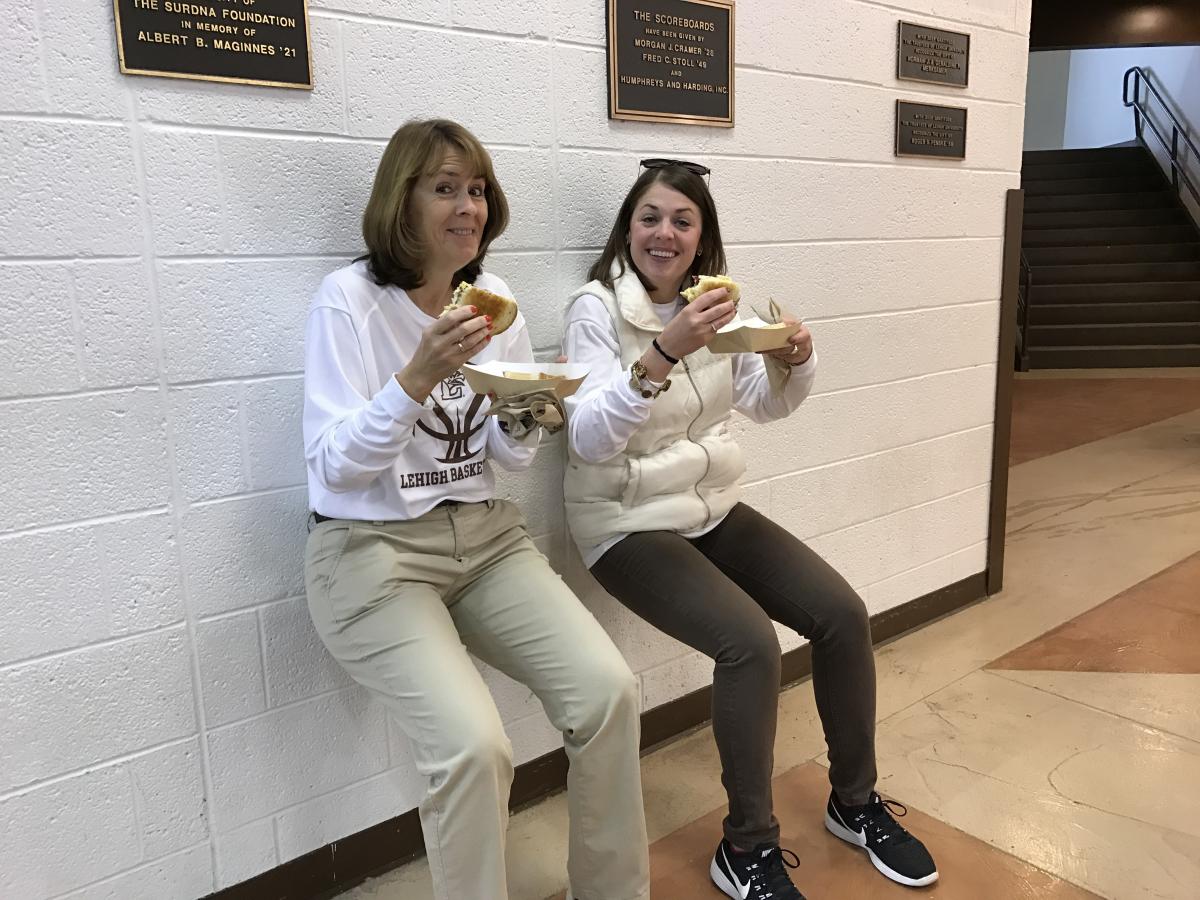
[396,281,521,403]
[396,305,491,402]
[648,287,738,378]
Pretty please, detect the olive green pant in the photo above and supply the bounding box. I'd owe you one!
[305,499,649,900]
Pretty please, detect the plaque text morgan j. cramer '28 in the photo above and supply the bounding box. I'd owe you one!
[114,0,312,89]
[608,0,734,127]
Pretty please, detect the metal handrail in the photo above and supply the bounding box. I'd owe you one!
[1122,66,1200,212]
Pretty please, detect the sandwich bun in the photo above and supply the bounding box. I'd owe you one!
[444,281,519,336]
[681,274,740,306]
[503,371,568,381]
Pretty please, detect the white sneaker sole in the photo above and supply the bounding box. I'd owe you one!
[709,855,746,899]
[824,811,939,887]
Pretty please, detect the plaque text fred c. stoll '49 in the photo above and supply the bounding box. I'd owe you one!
[113,0,313,89]
[608,0,734,127]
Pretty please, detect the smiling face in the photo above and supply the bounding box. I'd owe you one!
[410,151,489,277]
[628,182,703,302]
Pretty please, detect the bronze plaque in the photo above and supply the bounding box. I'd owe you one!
[607,0,734,127]
[897,21,969,88]
[113,0,312,89]
[895,100,967,159]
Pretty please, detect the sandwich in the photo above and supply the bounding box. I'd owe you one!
[503,371,568,381]
[681,274,740,306]
[444,281,519,335]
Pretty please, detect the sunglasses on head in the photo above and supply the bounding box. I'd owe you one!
[639,158,712,179]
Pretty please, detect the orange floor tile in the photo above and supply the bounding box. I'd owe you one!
[641,763,1099,899]
[989,550,1200,674]
[1008,377,1200,466]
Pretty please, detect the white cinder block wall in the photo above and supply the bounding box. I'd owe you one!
[0,0,1031,896]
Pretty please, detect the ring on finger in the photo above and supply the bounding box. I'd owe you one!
[789,344,800,355]
[456,340,465,352]
[710,323,718,333]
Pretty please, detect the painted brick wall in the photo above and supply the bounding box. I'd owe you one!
[0,0,1031,895]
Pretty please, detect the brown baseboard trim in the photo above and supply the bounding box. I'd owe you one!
[871,570,990,646]
[206,571,988,900]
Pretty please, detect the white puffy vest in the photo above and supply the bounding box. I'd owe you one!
[564,267,746,551]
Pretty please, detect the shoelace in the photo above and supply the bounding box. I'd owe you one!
[853,796,914,846]
[755,845,802,897]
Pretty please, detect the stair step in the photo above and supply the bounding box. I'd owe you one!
[1024,208,1193,229]
[1022,160,1158,180]
[1030,260,1200,284]
[1026,343,1200,368]
[1024,191,1178,212]
[1028,322,1200,346]
[1025,244,1200,265]
[1030,281,1200,302]
[1022,176,1165,195]
[1023,225,1198,246]
[1030,301,1200,325]
[1022,147,1149,165]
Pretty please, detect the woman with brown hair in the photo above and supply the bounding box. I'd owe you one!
[562,160,938,899]
[303,119,649,900]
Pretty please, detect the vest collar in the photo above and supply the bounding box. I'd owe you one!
[611,261,679,333]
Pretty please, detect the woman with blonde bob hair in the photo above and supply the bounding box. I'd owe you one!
[302,119,649,900]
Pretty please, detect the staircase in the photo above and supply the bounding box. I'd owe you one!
[1019,145,1200,369]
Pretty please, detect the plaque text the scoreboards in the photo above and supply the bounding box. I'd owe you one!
[114,0,312,89]
[608,0,734,127]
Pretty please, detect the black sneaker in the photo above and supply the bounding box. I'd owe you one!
[824,791,938,887]
[709,838,806,899]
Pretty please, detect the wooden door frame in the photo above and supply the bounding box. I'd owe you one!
[987,187,1024,594]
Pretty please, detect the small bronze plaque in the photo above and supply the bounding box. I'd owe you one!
[113,0,312,89]
[895,100,967,159]
[607,0,734,127]
[897,21,969,88]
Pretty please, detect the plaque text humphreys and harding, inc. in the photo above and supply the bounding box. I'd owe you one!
[114,0,312,89]
[608,0,735,127]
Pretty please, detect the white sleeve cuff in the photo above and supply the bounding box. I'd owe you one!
[789,347,817,376]
[620,372,659,406]
[375,374,431,424]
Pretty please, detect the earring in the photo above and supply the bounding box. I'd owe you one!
[696,248,703,257]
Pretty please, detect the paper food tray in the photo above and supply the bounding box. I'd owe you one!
[462,361,589,399]
[707,316,803,354]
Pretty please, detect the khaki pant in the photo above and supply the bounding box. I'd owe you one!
[305,499,650,900]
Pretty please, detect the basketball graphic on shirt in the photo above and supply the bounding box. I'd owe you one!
[416,387,486,464]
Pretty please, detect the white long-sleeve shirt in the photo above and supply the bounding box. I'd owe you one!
[303,261,537,521]
[563,293,817,564]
